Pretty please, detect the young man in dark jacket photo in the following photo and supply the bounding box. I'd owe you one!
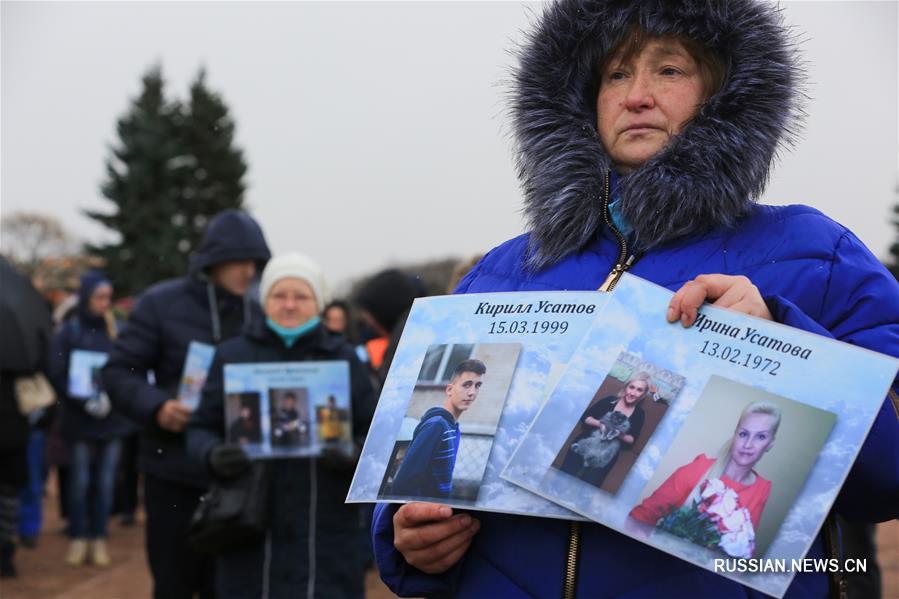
[102,209,270,599]
[390,359,486,500]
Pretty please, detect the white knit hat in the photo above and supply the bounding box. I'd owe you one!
[259,253,330,309]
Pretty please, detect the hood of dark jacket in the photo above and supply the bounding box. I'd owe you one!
[77,270,111,326]
[189,209,271,275]
[512,0,804,269]
[353,269,426,333]
[414,407,456,436]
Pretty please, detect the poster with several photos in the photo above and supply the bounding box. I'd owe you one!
[503,274,898,597]
[224,361,352,458]
[176,341,216,410]
[67,349,109,400]
[346,292,609,517]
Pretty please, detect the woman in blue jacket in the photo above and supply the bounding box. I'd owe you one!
[49,271,132,567]
[373,1,899,597]
[187,253,377,598]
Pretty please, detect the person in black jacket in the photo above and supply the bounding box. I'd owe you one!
[187,252,376,599]
[49,271,133,567]
[102,209,270,599]
[0,257,53,578]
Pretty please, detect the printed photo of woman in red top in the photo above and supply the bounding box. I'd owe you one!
[629,401,779,558]
[626,375,836,561]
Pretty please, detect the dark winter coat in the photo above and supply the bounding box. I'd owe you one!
[187,319,377,599]
[49,315,133,443]
[0,258,53,487]
[373,1,899,598]
[389,407,460,499]
[102,210,270,487]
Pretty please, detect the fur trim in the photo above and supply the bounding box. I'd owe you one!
[511,0,805,269]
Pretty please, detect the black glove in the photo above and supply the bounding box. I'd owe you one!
[208,445,252,479]
[319,442,360,471]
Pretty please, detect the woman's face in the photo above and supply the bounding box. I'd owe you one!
[88,284,113,317]
[265,277,319,329]
[323,306,348,334]
[622,379,648,405]
[597,38,705,173]
[729,412,776,469]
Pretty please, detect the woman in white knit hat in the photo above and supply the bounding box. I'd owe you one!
[187,253,377,599]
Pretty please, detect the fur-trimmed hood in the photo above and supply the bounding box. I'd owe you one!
[512,0,804,269]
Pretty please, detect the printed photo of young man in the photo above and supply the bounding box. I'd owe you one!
[389,359,487,499]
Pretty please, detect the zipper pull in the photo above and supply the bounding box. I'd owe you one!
[597,255,635,292]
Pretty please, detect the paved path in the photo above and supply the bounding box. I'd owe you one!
[0,474,395,599]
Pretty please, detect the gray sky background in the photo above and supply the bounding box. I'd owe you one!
[2,1,897,291]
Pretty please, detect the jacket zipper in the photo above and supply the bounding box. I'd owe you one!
[563,521,580,599]
[596,170,636,292]
[563,172,633,599]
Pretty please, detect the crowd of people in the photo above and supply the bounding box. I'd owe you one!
[1,0,898,598]
[0,211,435,597]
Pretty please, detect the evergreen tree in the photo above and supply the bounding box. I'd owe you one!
[177,68,247,247]
[85,66,188,296]
[86,66,248,296]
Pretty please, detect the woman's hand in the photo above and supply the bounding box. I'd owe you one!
[393,502,480,574]
[156,399,192,432]
[584,416,604,430]
[668,274,772,327]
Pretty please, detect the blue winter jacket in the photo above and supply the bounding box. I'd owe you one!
[49,271,133,442]
[49,315,133,443]
[372,204,899,598]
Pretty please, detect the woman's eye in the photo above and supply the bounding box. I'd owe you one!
[660,67,681,76]
[606,70,627,81]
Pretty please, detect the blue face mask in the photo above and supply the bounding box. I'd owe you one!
[266,316,321,348]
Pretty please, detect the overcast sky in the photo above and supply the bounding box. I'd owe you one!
[2,1,897,291]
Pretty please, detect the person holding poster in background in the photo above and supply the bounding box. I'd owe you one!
[48,271,132,568]
[373,1,899,597]
[102,210,270,599]
[187,253,376,598]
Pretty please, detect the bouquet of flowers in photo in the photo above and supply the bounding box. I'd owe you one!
[656,478,756,558]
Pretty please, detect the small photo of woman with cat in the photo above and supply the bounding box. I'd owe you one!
[553,352,685,494]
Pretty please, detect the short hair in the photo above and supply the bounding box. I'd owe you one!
[599,24,726,102]
[450,359,486,380]
[284,391,297,400]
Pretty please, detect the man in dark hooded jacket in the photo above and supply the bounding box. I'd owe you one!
[102,209,270,599]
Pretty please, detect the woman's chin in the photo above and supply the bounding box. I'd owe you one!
[273,318,304,329]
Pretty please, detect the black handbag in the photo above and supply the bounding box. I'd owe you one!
[188,461,271,554]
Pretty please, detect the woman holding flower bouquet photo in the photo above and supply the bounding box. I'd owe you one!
[628,401,780,558]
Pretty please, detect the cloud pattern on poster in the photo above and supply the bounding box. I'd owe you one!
[503,274,898,597]
[346,291,607,520]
